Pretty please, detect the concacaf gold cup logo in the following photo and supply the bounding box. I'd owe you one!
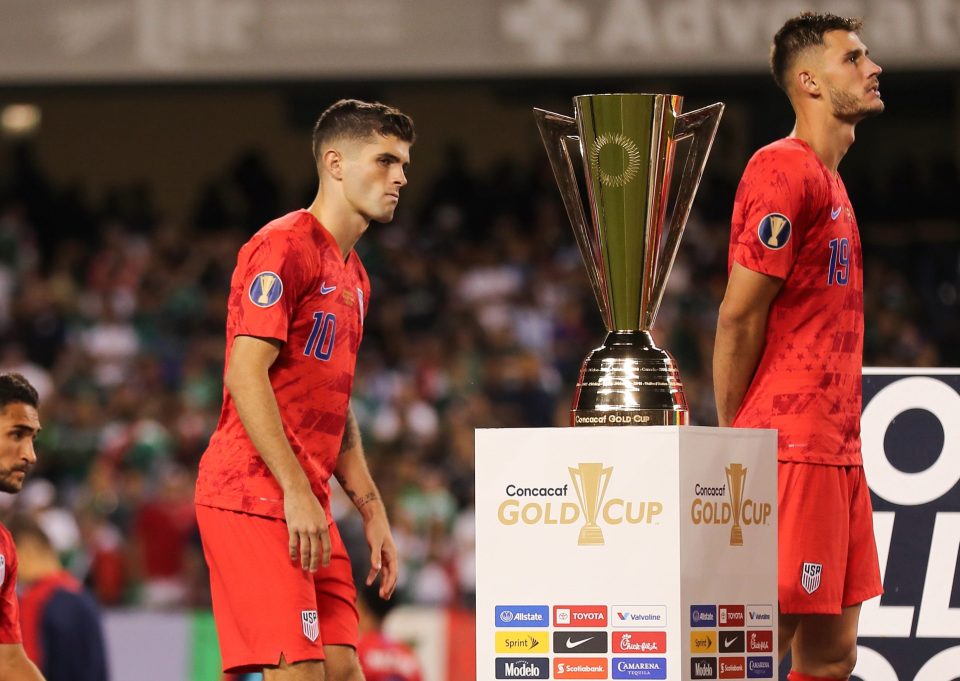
[497,462,663,546]
[690,463,772,546]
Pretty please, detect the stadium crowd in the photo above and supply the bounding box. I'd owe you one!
[0,134,955,613]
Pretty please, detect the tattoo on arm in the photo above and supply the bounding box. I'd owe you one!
[341,483,379,510]
[339,409,360,455]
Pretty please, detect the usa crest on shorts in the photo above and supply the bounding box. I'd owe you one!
[801,562,822,594]
[301,609,319,642]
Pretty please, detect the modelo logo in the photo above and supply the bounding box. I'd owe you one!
[691,657,718,679]
[496,658,550,679]
[499,464,663,546]
[690,465,772,546]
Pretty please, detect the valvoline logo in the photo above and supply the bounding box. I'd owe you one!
[690,605,717,628]
[496,606,549,628]
[747,657,774,679]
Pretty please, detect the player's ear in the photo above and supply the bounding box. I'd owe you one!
[322,148,344,181]
[796,68,820,97]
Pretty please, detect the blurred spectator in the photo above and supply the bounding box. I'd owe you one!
[9,515,109,681]
[356,583,423,681]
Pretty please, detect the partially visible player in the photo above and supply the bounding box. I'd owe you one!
[0,373,46,681]
[10,516,108,681]
[195,99,415,680]
[356,584,422,681]
[714,12,884,681]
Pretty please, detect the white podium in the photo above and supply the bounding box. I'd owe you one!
[475,426,778,681]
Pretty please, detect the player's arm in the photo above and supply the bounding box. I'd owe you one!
[713,262,784,426]
[225,334,331,571]
[333,408,398,599]
[0,644,46,681]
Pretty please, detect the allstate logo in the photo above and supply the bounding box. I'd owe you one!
[500,610,515,623]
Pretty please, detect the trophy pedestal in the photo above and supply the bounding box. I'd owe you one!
[476,426,778,681]
[572,331,688,427]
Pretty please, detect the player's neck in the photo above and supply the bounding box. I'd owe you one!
[791,114,856,175]
[307,193,368,261]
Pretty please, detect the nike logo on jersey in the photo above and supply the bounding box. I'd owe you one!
[566,636,595,649]
[830,206,842,220]
[320,283,337,295]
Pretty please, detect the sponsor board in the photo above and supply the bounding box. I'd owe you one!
[554,657,608,679]
[690,605,717,628]
[496,631,549,654]
[718,605,745,628]
[745,605,773,627]
[553,605,607,627]
[612,631,666,654]
[690,631,717,654]
[746,630,773,653]
[719,657,746,679]
[497,606,550,628]
[719,630,745,653]
[553,631,607,654]
[746,656,774,679]
[496,658,551,679]
[612,657,667,680]
[691,657,718,679]
[612,605,667,628]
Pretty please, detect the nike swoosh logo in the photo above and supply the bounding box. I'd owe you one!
[831,206,842,220]
[320,283,337,295]
[566,637,595,649]
[724,637,738,647]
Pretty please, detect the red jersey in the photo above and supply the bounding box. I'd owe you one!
[729,138,863,465]
[196,210,371,520]
[0,522,22,644]
[357,631,423,681]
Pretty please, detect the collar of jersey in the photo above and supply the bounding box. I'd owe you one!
[299,209,354,267]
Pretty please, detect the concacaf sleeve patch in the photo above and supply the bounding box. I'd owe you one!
[757,213,791,250]
[248,271,284,308]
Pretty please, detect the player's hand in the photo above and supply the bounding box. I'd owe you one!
[283,487,331,572]
[364,513,399,599]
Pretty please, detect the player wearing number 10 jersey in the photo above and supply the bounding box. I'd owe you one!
[196,99,415,680]
[714,12,884,681]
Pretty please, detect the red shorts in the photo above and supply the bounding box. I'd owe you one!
[778,463,883,615]
[196,504,359,673]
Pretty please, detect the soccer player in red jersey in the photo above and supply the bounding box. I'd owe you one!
[714,12,884,681]
[356,584,423,681]
[195,99,414,680]
[0,373,46,681]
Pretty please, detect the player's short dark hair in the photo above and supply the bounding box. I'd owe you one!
[0,372,38,411]
[770,11,863,91]
[6,515,53,551]
[312,99,416,163]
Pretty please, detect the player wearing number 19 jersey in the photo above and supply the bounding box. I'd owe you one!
[715,12,884,681]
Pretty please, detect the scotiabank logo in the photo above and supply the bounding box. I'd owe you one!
[747,630,773,653]
[719,657,746,679]
[554,605,607,627]
[718,605,745,627]
[613,631,666,654]
[554,657,608,679]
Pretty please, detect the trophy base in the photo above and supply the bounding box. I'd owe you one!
[578,524,605,546]
[571,331,688,427]
[730,526,743,547]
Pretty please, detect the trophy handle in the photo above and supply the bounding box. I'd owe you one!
[649,102,724,326]
[534,107,612,330]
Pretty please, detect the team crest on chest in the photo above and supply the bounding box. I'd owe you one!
[248,271,283,308]
[757,213,791,250]
[801,562,822,594]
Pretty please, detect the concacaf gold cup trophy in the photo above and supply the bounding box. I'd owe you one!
[534,94,724,426]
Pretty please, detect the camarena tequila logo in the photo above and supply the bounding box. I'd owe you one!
[498,463,663,546]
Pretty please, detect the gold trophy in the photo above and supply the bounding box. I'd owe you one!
[725,463,747,547]
[569,463,613,546]
[534,94,723,426]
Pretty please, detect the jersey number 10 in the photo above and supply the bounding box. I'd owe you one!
[304,312,337,361]
[827,238,850,286]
